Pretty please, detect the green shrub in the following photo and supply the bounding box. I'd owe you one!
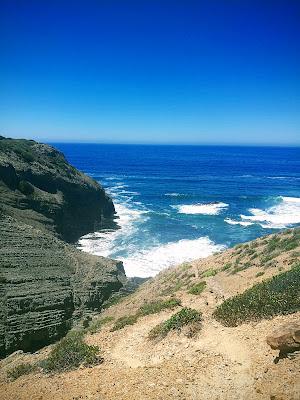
[7,362,37,381]
[291,251,300,258]
[111,298,181,331]
[231,264,248,274]
[221,263,231,271]
[188,281,206,295]
[202,268,217,278]
[247,249,256,256]
[214,264,300,327]
[264,231,300,254]
[139,298,181,316]
[85,316,114,334]
[255,271,265,277]
[111,315,138,331]
[148,307,202,339]
[44,330,101,372]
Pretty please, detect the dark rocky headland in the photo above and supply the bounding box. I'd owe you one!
[0,136,126,357]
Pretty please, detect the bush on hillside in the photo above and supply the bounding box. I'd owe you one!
[111,298,181,331]
[139,298,181,316]
[111,315,139,331]
[149,307,202,340]
[188,281,206,295]
[202,268,217,277]
[44,330,101,372]
[213,264,300,327]
[7,362,37,381]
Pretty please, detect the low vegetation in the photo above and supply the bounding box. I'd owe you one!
[221,263,231,271]
[85,316,114,335]
[111,298,181,331]
[139,298,181,316]
[149,307,202,340]
[188,281,206,295]
[111,314,139,331]
[7,362,37,381]
[214,263,300,327]
[43,330,101,372]
[202,268,217,278]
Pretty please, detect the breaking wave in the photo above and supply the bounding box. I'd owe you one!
[224,218,253,227]
[119,237,225,277]
[173,202,229,215]
[240,196,300,229]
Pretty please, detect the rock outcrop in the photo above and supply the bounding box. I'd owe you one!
[0,137,126,358]
[267,322,300,354]
[0,136,116,243]
[0,210,125,358]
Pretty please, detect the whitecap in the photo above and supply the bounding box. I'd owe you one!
[225,218,253,227]
[165,193,184,197]
[120,237,226,277]
[119,190,140,195]
[78,202,149,257]
[240,196,300,229]
[173,202,229,215]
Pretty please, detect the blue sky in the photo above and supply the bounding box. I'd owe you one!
[1,1,300,145]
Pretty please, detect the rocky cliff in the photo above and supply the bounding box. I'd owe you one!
[0,136,116,242]
[0,137,125,357]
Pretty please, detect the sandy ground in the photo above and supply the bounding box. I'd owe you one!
[1,232,299,400]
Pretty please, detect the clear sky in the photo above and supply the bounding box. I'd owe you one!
[1,1,300,145]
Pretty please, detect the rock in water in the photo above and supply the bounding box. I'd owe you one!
[266,323,300,353]
[0,137,126,358]
[0,136,116,242]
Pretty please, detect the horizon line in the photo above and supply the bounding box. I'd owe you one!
[48,141,300,148]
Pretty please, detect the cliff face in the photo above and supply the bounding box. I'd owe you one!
[0,214,125,357]
[0,136,115,243]
[0,137,125,357]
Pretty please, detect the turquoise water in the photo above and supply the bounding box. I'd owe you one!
[54,144,300,277]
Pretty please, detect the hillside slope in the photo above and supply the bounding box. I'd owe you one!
[1,229,299,400]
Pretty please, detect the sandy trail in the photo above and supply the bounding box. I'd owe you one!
[1,232,300,400]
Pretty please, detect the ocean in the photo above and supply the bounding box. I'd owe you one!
[53,144,300,277]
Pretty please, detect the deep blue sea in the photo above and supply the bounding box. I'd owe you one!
[53,144,300,277]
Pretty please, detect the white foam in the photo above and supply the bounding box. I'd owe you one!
[78,202,149,257]
[241,196,300,229]
[120,237,226,277]
[225,218,253,227]
[165,192,184,197]
[119,190,140,195]
[78,201,225,277]
[174,202,229,215]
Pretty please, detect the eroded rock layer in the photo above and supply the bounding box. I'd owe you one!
[0,214,125,357]
[0,137,126,357]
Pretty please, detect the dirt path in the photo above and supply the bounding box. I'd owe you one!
[1,233,300,400]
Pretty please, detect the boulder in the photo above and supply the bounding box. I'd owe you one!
[266,322,300,353]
